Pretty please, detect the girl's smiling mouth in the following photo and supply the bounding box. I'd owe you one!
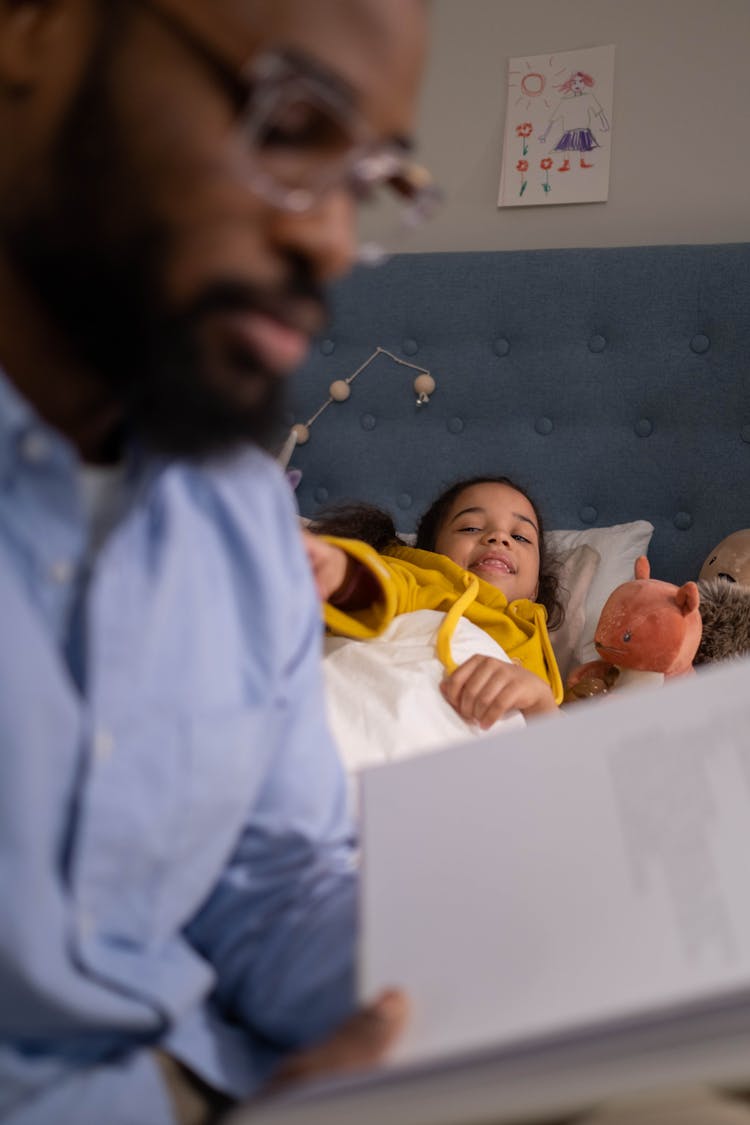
[472,553,516,575]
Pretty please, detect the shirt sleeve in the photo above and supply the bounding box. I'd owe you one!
[321,536,411,639]
[185,486,359,1057]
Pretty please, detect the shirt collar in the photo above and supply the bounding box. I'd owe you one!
[0,364,40,441]
[0,365,80,486]
[0,365,167,493]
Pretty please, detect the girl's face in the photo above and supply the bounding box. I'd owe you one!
[433,482,541,602]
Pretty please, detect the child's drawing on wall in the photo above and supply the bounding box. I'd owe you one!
[539,70,610,171]
[498,45,614,209]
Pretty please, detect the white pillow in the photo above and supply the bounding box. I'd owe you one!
[547,543,600,681]
[547,521,655,672]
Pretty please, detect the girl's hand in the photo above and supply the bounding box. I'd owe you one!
[441,655,557,728]
[302,530,350,601]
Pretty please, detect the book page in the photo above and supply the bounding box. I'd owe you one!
[359,658,750,1065]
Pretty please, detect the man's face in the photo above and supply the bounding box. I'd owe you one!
[0,0,427,457]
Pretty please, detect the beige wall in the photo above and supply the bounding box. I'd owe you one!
[400,0,750,252]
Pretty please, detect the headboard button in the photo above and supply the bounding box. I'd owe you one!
[579,505,598,524]
[588,335,607,353]
[402,339,419,356]
[360,413,377,431]
[314,487,329,504]
[397,494,413,510]
[741,425,750,444]
[447,417,465,434]
[320,339,336,356]
[689,333,710,354]
[674,511,693,531]
[535,417,553,436]
[634,418,653,438]
[493,337,511,357]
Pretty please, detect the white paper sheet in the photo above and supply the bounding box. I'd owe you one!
[498,45,615,207]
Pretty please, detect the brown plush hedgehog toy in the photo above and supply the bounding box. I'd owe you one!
[695,530,750,666]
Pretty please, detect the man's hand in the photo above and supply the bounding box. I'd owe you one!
[441,655,557,728]
[302,530,350,601]
[262,990,407,1096]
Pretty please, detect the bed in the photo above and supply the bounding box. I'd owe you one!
[287,243,750,762]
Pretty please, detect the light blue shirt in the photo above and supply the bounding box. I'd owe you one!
[0,371,357,1124]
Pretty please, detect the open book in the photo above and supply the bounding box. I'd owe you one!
[234,657,750,1125]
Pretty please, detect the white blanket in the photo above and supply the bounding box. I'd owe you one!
[324,609,526,775]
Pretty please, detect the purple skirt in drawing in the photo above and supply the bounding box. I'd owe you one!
[553,129,600,153]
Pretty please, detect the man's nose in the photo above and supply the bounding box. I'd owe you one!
[268,188,358,283]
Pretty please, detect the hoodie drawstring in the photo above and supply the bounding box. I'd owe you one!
[436,573,480,675]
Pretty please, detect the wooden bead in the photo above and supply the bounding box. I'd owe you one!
[413,373,436,397]
[292,423,310,444]
[329,380,351,401]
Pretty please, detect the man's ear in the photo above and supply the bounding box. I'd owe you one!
[0,1,67,94]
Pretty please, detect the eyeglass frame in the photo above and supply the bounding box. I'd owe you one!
[130,0,440,233]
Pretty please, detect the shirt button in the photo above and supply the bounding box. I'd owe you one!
[20,431,49,464]
[93,727,115,761]
[48,560,74,584]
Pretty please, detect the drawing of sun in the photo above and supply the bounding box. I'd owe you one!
[509,55,568,110]
[521,73,544,97]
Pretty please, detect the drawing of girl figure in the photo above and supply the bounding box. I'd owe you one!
[538,70,609,172]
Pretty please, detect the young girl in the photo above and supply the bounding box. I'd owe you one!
[305,476,564,731]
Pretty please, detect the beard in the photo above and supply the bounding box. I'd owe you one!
[2,18,322,461]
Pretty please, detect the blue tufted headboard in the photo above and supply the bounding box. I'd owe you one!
[288,244,750,584]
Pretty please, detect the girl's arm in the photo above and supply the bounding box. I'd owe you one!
[302,530,378,608]
[538,101,563,143]
[302,531,402,638]
[591,95,610,131]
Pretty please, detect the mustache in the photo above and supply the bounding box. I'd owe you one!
[183,270,330,336]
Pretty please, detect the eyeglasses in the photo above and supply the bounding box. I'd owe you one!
[134,0,441,265]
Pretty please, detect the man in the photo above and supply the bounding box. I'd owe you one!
[0,0,428,1120]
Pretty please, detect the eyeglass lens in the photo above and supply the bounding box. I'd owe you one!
[242,60,440,262]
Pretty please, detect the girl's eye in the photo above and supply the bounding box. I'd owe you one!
[458,526,481,534]
[512,533,531,544]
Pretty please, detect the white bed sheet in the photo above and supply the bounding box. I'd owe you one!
[323,609,526,776]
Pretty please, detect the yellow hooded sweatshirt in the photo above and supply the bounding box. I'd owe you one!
[322,539,563,705]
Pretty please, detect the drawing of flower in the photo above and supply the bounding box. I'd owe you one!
[515,121,533,156]
[540,156,553,193]
[516,158,529,197]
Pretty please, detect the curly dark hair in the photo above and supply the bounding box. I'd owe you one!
[311,475,563,627]
[310,502,404,553]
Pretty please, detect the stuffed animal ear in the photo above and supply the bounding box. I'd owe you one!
[634,555,651,581]
[675,580,700,615]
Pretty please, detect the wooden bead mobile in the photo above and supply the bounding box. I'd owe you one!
[278,347,437,467]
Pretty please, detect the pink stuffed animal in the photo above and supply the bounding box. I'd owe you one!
[565,556,702,702]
